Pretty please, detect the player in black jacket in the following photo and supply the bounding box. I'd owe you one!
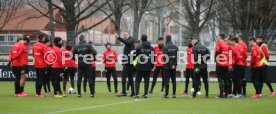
[163,35,178,98]
[192,39,210,98]
[134,35,154,98]
[115,32,136,97]
[73,35,97,98]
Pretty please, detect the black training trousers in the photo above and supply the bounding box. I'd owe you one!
[164,69,177,96]
[105,68,118,93]
[135,71,151,96]
[63,67,76,92]
[185,68,194,92]
[44,67,52,93]
[233,65,243,95]
[216,66,230,96]
[150,67,165,92]
[241,66,247,95]
[121,65,134,95]
[77,65,94,95]
[12,67,22,94]
[251,67,262,94]
[260,66,274,93]
[52,68,63,95]
[35,68,46,95]
[193,68,209,97]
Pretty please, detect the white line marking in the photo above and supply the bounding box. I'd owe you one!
[45,98,161,114]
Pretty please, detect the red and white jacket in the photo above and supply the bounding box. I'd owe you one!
[186,47,194,69]
[153,45,164,67]
[231,44,244,66]
[102,49,117,68]
[61,48,76,68]
[52,46,64,68]
[239,41,248,66]
[32,42,48,68]
[250,44,261,68]
[9,41,24,67]
[215,40,230,67]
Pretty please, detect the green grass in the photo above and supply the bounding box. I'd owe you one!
[0,82,275,114]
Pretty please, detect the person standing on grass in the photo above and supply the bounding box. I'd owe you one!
[229,37,244,98]
[44,40,53,94]
[237,34,248,96]
[20,35,30,96]
[52,37,65,98]
[102,43,118,94]
[115,32,136,97]
[9,37,29,97]
[256,36,275,97]
[180,38,194,95]
[32,34,48,97]
[191,39,210,98]
[73,35,97,98]
[215,34,231,98]
[134,35,154,98]
[163,35,178,98]
[62,43,77,94]
[149,37,165,94]
[249,38,262,98]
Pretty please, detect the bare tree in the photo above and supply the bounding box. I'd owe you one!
[129,0,176,40]
[107,0,129,44]
[216,0,276,48]
[28,0,113,45]
[0,0,21,30]
[170,0,215,40]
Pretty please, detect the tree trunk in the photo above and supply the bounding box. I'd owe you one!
[115,21,121,45]
[66,18,77,46]
[132,16,142,40]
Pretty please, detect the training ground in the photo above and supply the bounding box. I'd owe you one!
[0,82,275,114]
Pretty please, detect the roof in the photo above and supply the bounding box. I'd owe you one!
[1,8,115,33]
[0,8,57,31]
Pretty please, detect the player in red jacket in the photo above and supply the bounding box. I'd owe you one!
[149,37,165,94]
[44,39,53,94]
[52,37,65,97]
[249,38,262,98]
[237,34,248,96]
[32,34,49,97]
[180,39,194,95]
[256,36,275,97]
[102,43,118,93]
[20,35,30,96]
[229,37,244,98]
[62,44,77,94]
[9,37,29,97]
[215,34,231,98]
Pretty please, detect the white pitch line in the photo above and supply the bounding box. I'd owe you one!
[44,97,161,114]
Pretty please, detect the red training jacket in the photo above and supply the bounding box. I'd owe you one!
[91,61,96,68]
[153,45,164,67]
[215,40,230,66]
[61,48,76,68]
[186,47,194,69]
[22,45,29,65]
[9,41,24,67]
[239,41,248,66]
[250,44,261,68]
[232,44,243,66]
[102,49,117,68]
[32,42,48,68]
[52,46,64,68]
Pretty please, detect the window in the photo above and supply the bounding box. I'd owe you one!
[7,36,14,41]
[0,36,5,41]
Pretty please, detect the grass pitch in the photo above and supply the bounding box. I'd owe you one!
[0,82,275,114]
